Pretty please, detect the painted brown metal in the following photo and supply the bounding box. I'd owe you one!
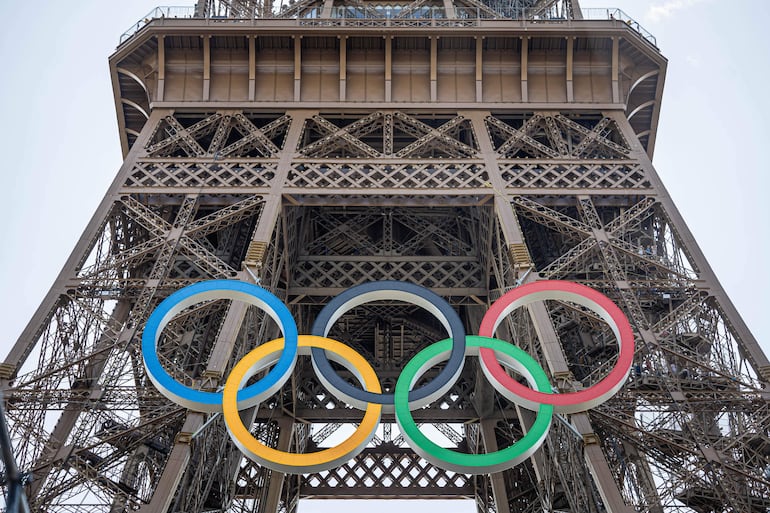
[2,1,769,512]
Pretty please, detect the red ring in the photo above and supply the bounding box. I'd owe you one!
[478,280,634,414]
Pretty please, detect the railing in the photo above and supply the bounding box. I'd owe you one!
[119,5,656,48]
[119,6,196,43]
[581,8,656,46]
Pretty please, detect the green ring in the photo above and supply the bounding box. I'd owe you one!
[394,336,554,474]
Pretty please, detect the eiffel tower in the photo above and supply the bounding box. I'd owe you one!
[2,1,769,512]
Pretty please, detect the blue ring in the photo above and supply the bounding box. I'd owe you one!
[310,281,466,409]
[142,280,298,412]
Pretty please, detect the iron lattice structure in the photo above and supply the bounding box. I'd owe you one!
[2,1,770,512]
[194,0,576,19]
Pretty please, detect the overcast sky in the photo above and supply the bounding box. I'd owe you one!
[0,1,768,512]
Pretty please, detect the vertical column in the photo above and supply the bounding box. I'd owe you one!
[566,37,574,102]
[475,36,483,102]
[157,35,165,101]
[262,417,295,513]
[521,37,528,102]
[385,36,392,102]
[203,35,211,101]
[611,37,619,103]
[467,307,512,513]
[430,36,438,101]
[339,36,347,101]
[247,110,310,260]
[249,35,256,101]
[479,420,512,513]
[294,36,302,101]
[463,111,529,260]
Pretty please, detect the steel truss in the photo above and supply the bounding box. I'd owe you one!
[194,0,575,20]
[2,2,770,513]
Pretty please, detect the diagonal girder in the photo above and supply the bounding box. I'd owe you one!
[543,115,569,155]
[257,114,292,145]
[178,236,238,278]
[394,114,477,158]
[206,114,234,154]
[219,113,282,157]
[393,0,431,18]
[77,237,165,280]
[300,113,383,158]
[554,114,630,158]
[539,237,598,278]
[275,0,323,17]
[578,196,652,327]
[33,409,183,508]
[570,117,615,157]
[486,114,560,158]
[304,211,382,255]
[145,114,220,157]
[513,196,593,238]
[393,112,477,158]
[184,195,264,238]
[455,0,505,18]
[608,237,692,280]
[605,197,657,235]
[529,0,572,18]
[395,214,475,256]
[118,196,239,280]
[651,290,709,337]
[119,196,172,237]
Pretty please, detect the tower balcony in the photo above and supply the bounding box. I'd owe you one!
[111,4,665,158]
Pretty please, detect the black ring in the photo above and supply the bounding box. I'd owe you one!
[310,281,466,409]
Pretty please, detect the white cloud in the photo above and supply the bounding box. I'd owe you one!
[646,0,708,22]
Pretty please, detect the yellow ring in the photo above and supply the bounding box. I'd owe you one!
[222,335,382,474]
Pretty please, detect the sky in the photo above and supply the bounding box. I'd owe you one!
[0,1,768,512]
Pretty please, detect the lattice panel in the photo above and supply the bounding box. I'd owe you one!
[295,375,349,411]
[516,197,698,285]
[500,162,650,189]
[299,17,481,28]
[510,192,770,510]
[286,162,488,189]
[291,260,484,290]
[145,113,291,158]
[124,161,277,189]
[486,114,631,159]
[297,112,478,159]
[75,194,263,288]
[301,447,474,498]
[593,395,770,513]
[287,365,486,421]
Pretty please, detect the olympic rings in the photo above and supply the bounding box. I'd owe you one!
[395,336,553,474]
[478,280,635,414]
[142,280,298,412]
[311,281,466,412]
[223,336,381,473]
[142,279,633,475]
